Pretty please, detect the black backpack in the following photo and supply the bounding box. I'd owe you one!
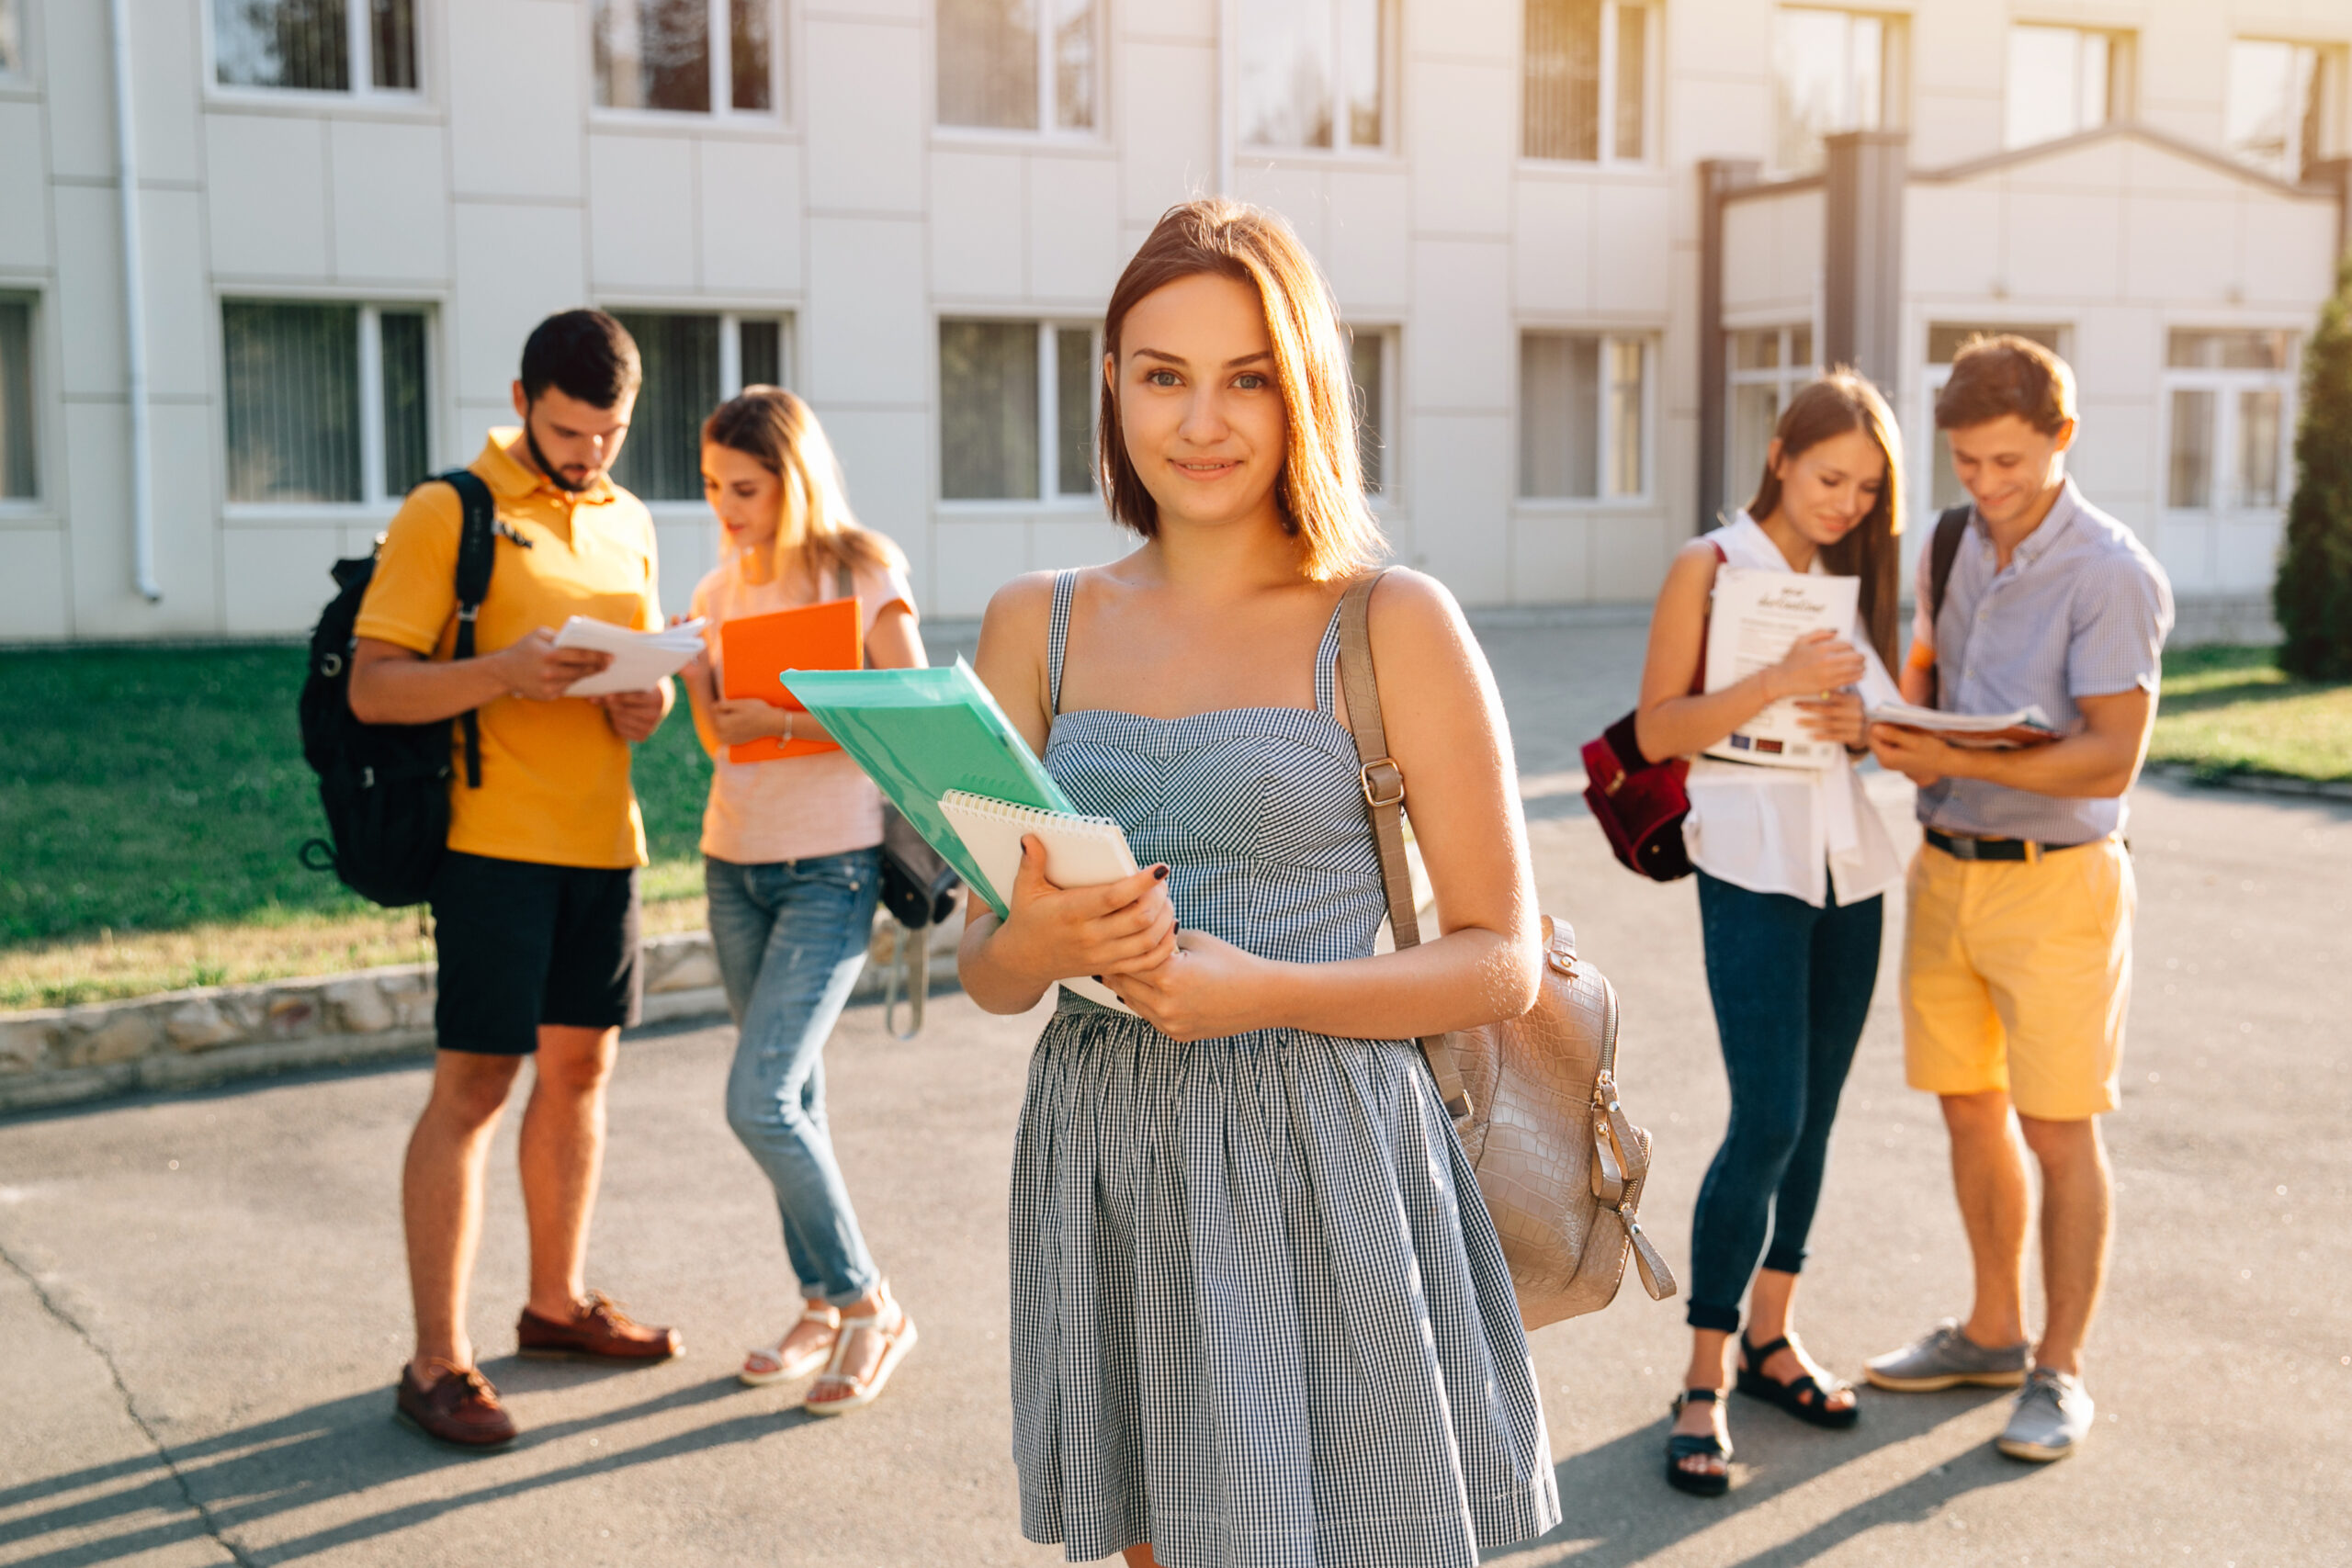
[297,470,499,908]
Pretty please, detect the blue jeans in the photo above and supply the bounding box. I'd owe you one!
[1686,870,1883,1334]
[706,849,883,1306]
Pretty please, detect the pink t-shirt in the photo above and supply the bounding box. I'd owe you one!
[690,550,918,865]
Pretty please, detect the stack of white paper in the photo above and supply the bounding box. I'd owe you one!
[551,615,707,696]
[1866,701,2058,749]
[1702,567,1861,770]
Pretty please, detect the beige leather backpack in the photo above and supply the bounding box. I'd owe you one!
[1338,573,1676,1330]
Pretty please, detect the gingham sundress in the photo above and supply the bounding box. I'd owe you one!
[1008,571,1561,1568]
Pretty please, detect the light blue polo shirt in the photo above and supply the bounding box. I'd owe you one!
[1917,478,2174,844]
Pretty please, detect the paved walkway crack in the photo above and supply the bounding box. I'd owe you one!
[0,1235,257,1567]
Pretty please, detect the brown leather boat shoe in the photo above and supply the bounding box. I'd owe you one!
[516,1291,682,1362]
[395,1359,517,1448]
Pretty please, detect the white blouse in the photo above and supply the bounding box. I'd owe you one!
[1680,513,1905,908]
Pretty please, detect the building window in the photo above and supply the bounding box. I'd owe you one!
[0,0,22,74]
[1919,323,2066,512]
[939,320,1102,502]
[594,0,778,114]
[0,295,36,501]
[1724,324,1815,512]
[1523,1,1649,163]
[1521,333,1647,502]
[2005,24,2127,149]
[605,312,789,501]
[222,301,432,505]
[1772,6,1904,175]
[1346,325,1391,497]
[1238,0,1385,152]
[213,0,418,93]
[2226,39,2335,184]
[2164,330,2294,513]
[937,0,1097,132]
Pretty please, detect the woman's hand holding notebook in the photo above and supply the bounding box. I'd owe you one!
[940,791,1140,1015]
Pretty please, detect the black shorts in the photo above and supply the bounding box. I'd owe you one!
[429,851,643,1055]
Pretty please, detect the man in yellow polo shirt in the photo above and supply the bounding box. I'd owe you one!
[350,310,681,1447]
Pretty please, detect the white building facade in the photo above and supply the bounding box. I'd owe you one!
[0,0,2345,641]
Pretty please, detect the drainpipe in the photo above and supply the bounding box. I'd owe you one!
[107,0,158,603]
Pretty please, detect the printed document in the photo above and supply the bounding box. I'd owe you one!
[1702,567,1860,770]
[1866,701,2059,750]
[552,616,707,696]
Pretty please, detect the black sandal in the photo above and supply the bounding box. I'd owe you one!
[1665,1388,1733,1496]
[1736,1333,1860,1429]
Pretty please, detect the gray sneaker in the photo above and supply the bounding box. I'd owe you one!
[1863,1318,2030,1392]
[1996,1367,2094,1461]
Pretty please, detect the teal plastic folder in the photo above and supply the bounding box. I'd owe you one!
[778,658,1072,917]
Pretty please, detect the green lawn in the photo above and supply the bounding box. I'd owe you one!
[0,643,714,1008]
[2149,645,2352,784]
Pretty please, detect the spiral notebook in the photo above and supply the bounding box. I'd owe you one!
[939,790,1139,1015]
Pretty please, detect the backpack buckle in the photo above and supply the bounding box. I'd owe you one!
[1360,758,1405,810]
[457,604,480,622]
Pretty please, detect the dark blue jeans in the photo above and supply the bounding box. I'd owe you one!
[1686,871,1883,1333]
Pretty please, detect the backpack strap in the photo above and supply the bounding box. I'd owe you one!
[439,469,498,788]
[1922,505,1971,711]
[1334,572,1474,1122]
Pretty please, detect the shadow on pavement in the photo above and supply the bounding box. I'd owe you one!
[1488,1387,2034,1566]
[0,1369,814,1567]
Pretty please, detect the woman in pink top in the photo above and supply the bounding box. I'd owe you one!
[681,388,925,1415]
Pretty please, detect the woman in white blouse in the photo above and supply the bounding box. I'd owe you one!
[1635,373,1907,1495]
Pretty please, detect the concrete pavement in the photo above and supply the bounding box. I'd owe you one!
[3,621,2348,1567]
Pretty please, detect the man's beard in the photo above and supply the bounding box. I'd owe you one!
[526,420,596,493]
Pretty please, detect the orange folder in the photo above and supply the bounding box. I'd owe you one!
[718,597,863,762]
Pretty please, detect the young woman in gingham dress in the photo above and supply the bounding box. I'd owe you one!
[960,200,1561,1568]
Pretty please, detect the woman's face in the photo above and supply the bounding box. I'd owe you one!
[703,442,786,553]
[1770,427,1885,547]
[1114,272,1289,534]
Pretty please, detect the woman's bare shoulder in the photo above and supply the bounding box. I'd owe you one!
[1361,567,1475,661]
[979,571,1063,638]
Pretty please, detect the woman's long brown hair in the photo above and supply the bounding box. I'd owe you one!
[702,387,900,591]
[1744,371,1905,671]
[1097,199,1385,581]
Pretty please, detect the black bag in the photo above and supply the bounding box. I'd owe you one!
[297,470,498,908]
[831,566,962,1037]
[1919,505,1972,711]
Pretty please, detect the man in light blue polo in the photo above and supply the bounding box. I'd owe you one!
[1865,335,2173,1463]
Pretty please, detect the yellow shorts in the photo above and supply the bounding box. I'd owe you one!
[1900,836,2135,1121]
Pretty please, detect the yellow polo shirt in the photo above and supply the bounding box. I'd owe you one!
[354,431,662,869]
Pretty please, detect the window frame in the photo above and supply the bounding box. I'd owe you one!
[932,0,1104,141]
[587,0,789,124]
[1235,0,1396,159]
[1516,328,1655,507]
[1519,0,1657,167]
[2158,331,2298,516]
[596,306,797,507]
[217,296,440,516]
[1344,322,1397,507]
[0,288,45,510]
[935,316,1107,510]
[2002,22,2132,151]
[0,0,33,83]
[1770,5,1908,176]
[1722,321,1816,513]
[203,0,425,106]
[2224,37,2343,184]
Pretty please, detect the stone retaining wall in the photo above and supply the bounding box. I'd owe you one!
[0,921,949,1115]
